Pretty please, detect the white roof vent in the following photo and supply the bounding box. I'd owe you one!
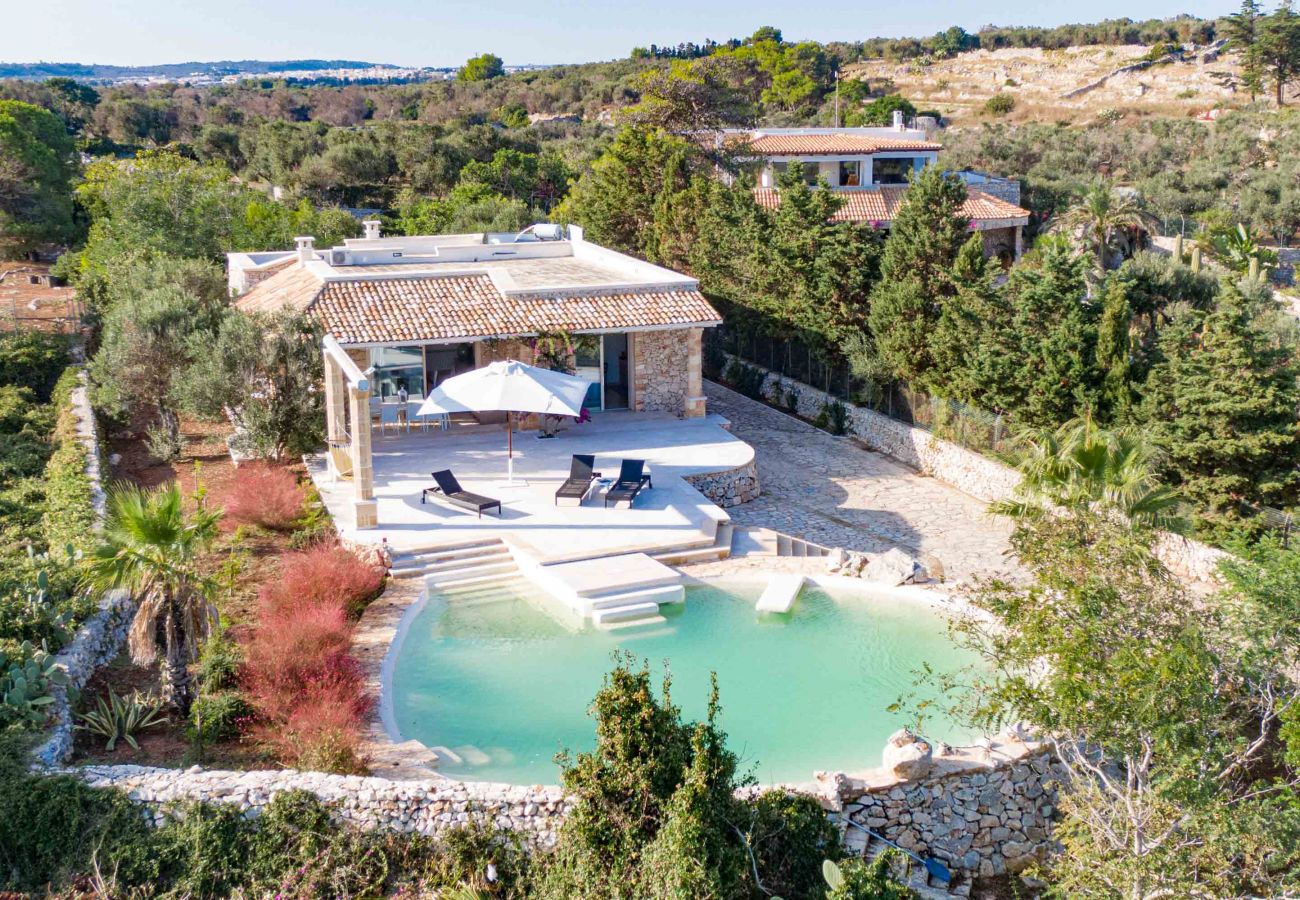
[513,223,564,243]
[294,235,315,263]
[362,220,381,240]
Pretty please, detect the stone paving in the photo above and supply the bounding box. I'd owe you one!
[705,381,1017,585]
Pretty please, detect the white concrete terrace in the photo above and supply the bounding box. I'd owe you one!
[307,411,753,564]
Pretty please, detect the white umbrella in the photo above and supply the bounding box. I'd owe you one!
[416,359,591,483]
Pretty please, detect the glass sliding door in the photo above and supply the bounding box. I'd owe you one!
[369,346,425,400]
[602,333,630,409]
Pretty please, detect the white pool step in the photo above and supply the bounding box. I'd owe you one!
[587,583,684,610]
[756,574,805,613]
[591,600,664,626]
[426,571,521,592]
[651,522,734,566]
[390,539,512,579]
[596,616,669,632]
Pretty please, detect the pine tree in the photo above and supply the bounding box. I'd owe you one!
[1095,276,1134,422]
[866,165,970,383]
[1006,236,1101,428]
[1258,0,1300,106]
[1224,0,1266,101]
[1139,283,1300,511]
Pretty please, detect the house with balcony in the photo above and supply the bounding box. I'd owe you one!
[721,121,1031,264]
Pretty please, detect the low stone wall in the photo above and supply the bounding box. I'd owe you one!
[72,764,571,845]
[836,746,1061,880]
[33,593,135,766]
[721,357,1227,586]
[684,459,761,507]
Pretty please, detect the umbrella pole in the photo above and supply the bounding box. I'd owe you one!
[507,411,514,483]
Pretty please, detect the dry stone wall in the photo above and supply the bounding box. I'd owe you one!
[633,329,690,415]
[684,459,760,507]
[724,356,1228,586]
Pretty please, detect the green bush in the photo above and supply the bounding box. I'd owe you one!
[824,853,915,899]
[984,93,1015,116]
[0,555,86,654]
[814,399,852,436]
[188,691,248,744]
[745,790,842,899]
[42,367,98,554]
[0,331,72,402]
[723,358,769,401]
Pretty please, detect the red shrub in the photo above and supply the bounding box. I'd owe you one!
[221,462,305,531]
[243,598,353,698]
[250,678,370,774]
[259,542,385,619]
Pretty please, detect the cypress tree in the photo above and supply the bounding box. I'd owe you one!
[866,166,970,384]
[1095,276,1134,422]
[1140,283,1300,511]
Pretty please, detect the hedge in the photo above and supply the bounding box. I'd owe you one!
[41,367,98,554]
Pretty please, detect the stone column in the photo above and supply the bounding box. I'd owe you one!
[347,385,378,529]
[684,327,707,418]
[1014,224,1024,260]
[323,353,347,443]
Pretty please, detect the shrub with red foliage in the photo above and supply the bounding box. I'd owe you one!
[259,541,385,620]
[221,462,305,531]
[250,677,370,774]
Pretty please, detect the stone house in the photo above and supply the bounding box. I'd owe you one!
[227,223,721,526]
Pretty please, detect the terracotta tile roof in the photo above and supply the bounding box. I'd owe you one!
[752,186,1030,225]
[236,266,721,345]
[735,133,943,156]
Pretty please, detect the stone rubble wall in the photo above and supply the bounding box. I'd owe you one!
[33,369,131,765]
[633,329,690,416]
[837,748,1061,880]
[723,357,1227,586]
[683,459,761,507]
[71,764,571,846]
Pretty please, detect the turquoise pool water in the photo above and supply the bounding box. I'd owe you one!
[388,579,981,785]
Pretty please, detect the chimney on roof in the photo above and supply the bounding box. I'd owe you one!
[363,220,381,240]
[892,110,905,131]
[294,236,315,264]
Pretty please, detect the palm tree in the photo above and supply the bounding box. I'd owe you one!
[992,415,1187,533]
[83,483,220,714]
[1054,183,1157,271]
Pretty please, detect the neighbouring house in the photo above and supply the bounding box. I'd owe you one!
[720,118,1031,265]
[227,223,721,527]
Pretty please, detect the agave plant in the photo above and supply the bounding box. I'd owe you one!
[1209,223,1279,277]
[77,689,167,751]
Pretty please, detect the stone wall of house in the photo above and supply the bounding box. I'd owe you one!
[684,459,760,507]
[633,329,691,415]
[475,339,535,366]
[72,765,570,846]
[725,357,1226,587]
[836,747,1061,880]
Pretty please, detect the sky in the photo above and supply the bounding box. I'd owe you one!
[7,0,1239,68]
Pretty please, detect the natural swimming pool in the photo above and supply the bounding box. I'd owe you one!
[387,578,982,785]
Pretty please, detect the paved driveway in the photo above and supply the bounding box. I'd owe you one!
[706,381,1016,585]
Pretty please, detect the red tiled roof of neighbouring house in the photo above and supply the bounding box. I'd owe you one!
[235,265,722,345]
[752,186,1031,224]
[732,133,943,156]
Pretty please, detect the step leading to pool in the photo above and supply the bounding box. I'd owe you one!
[533,552,685,627]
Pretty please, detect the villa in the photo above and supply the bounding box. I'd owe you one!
[227,225,735,543]
[720,120,1031,264]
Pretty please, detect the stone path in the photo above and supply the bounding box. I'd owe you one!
[705,382,1017,585]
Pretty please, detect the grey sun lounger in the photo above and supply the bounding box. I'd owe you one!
[555,454,601,506]
[421,469,502,517]
[604,459,653,508]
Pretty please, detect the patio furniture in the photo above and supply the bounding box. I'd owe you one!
[327,441,353,480]
[604,459,653,508]
[554,454,601,506]
[379,403,405,434]
[421,469,502,518]
[416,360,591,485]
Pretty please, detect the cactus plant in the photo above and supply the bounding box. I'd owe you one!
[0,642,71,727]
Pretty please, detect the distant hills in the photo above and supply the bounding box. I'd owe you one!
[0,59,396,82]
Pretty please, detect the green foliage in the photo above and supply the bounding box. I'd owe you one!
[187,690,248,745]
[42,367,98,554]
[745,790,842,898]
[1208,222,1279,275]
[177,309,326,460]
[867,166,970,384]
[814,399,851,436]
[459,53,506,82]
[823,853,915,899]
[0,554,85,654]
[983,93,1015,116]
[722,358,769,400]
[77,689,166,751]
[0,99,78,247]
[1139,283,1300,512]
[845,94,916,127]
[0,640,70,727]
[0,331,72,402]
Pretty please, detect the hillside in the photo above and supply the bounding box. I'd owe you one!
[0,58,395,82]
[847,43,1247,125]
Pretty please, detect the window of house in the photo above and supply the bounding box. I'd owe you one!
[838,160,861,187]
[370,346,425,400]
[872,158,919,185]
[771,161,821,186]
